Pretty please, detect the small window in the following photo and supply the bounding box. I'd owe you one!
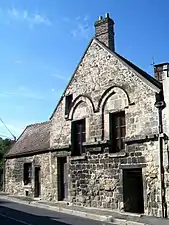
[65,94,73,115]
[24,163,32,185]
[71,119,86,156]
[109,111,126,152]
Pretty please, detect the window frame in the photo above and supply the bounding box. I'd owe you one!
[65,94,73,115]
[71,119,86,156]
[109,111,126,153]
[23,162,32,185]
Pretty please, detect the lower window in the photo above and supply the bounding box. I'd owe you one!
[23,163,32,185]
[71,119,86,156]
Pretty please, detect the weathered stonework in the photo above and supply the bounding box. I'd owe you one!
[5,152,59,201]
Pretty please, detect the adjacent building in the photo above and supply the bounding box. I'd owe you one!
[4,14,169,217]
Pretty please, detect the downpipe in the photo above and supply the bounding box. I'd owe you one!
[155,100,167,218]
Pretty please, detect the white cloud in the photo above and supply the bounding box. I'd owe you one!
[63,15,91,39]
[4,7,52,28]
[14,60,22,64]
[0,86,46,100]
[52,73,69,81]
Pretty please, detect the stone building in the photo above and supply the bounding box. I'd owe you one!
[4,14,169,217]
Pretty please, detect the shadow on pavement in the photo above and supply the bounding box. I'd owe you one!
[0,202,71,225]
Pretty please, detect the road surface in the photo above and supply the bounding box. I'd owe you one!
[0,198,111,225]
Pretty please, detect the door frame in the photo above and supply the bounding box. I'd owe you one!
[57,156,68,201]
[34,166,41,198]
[119,164,146,213]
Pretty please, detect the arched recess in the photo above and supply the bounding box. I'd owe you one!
[68,94,95,120]
[98,86,131,140]
[98,85,131,112]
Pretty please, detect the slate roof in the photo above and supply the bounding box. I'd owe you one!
[5,121,50,158]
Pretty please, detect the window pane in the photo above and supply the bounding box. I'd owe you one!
[116,128,121,138]
[116,139,121,152]
[121,139,125,150]
[115,116,120,127]
[120,114,125,126]
[71,119,86,156]
[110,111,126,152]
[121,126,126,138]
[24,163,32,185]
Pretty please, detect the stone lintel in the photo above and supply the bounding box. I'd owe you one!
[54,151,71,157]
[82,140,109,147]
[70,155,86,161]
[120,163,147,169]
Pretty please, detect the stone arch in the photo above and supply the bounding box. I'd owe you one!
[98,86,131,112]
[68,94,95,120]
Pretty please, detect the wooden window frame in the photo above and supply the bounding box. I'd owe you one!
[71,119,86,156]
[23,163,32,185]
[65,94,73,115]
[109,111,126,153]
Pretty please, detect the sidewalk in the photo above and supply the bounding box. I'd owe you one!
[0,192,168,225]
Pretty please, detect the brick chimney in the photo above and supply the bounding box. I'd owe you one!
[94,13,115,52]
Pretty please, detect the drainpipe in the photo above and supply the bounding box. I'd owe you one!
[155,99,166,218]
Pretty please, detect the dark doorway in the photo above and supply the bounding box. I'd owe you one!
[57,157,68,201]
[123,168,144,213]
[34,167,41,198]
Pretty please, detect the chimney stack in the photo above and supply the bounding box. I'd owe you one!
[94,13,115,52]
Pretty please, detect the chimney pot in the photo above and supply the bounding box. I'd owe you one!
[99,16,103,20]
[105,13,109,18]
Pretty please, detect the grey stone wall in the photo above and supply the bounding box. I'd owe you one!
[5,152,58,201]
[51,39,159,148]
[68,140,161,216]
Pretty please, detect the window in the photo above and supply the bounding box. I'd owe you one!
[71,119,86,156]
[109,111,126,152]
[65,94,73,115]
[23,163,32,185]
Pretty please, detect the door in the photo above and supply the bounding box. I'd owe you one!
[57,157,68,201]
[123,168,144,213]
[34,167,41,198]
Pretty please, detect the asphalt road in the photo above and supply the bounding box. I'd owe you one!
[0,199,112,225]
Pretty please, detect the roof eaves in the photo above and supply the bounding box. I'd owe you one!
[5,147,51,158]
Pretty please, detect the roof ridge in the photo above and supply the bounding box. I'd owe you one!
[26,120,50,128]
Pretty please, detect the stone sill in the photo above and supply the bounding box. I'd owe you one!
[109,151,127,158]
[125,134,158,145]
[23,185,32,188]
[52,144,70,150]
[82,140,109,147]
[70,155,86,161]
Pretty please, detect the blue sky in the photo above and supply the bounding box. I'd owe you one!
[0,0,168,139]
